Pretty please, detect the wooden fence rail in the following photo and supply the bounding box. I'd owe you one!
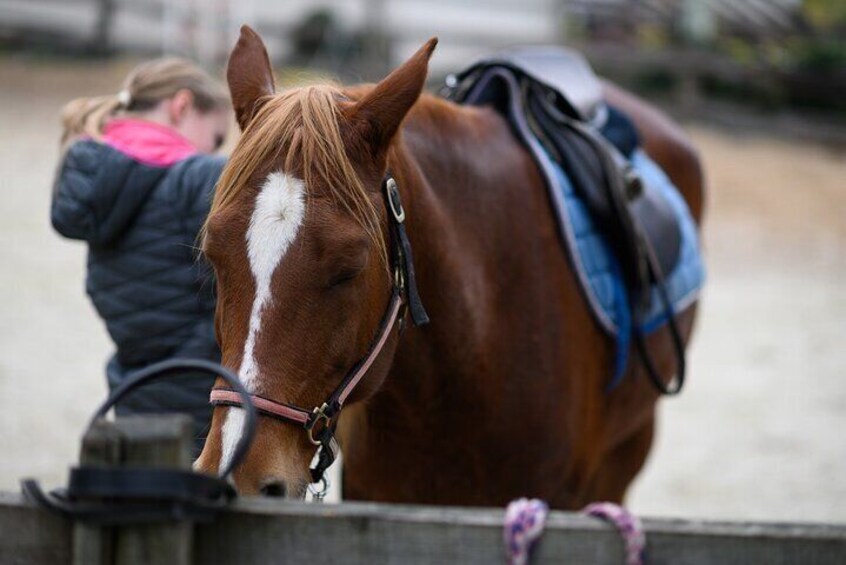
[1,415,845,564]
[4,491,846,565]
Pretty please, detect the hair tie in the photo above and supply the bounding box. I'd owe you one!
[117,90,132,108]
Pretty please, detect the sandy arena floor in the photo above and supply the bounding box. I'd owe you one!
[1,57,844,523]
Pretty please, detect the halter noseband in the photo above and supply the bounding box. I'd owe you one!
[210,175,429,485]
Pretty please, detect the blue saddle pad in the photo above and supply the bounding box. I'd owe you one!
[542,148,705,388]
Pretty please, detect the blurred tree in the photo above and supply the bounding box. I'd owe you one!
[803,0,846,30]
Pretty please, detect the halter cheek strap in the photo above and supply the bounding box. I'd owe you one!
[210,175,428,485]
[385,177,429,326]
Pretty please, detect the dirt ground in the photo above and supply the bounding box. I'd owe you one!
[1,57,843,523]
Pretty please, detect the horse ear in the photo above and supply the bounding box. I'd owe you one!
[349,38,438,152]
[227,25,276,131]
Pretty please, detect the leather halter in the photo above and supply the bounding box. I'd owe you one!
[210,175,429,485]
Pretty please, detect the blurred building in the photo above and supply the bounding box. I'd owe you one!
[1,0,843,119]
[0,0,560,76]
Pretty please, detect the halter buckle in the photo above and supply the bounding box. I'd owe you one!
[305,403,331,446]
[385,178,405,224]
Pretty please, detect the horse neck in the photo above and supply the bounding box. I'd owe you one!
[392,103,488,335]
[376,96,542,408]
[339,96,613,503]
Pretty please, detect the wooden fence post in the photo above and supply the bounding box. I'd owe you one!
[72,415,195,565]
[72,421,121,565]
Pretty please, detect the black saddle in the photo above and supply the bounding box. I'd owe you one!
[443,47,687,394]
[449,46,608,125]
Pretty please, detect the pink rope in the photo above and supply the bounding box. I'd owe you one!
[504,498,549,565]
[503,499,645,565]
[583,502,646,565]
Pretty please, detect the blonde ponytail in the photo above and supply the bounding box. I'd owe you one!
[60,94,124,145]
[59,57,229,147]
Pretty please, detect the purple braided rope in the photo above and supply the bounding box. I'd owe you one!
[583,502,646,565]
[503,498,549,565]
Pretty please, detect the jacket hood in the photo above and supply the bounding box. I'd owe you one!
[51,140,168,246]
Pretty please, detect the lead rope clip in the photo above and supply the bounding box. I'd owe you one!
[308,476,329,503]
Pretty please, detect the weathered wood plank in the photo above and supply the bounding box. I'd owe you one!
[73,420,121,565]
[3,416,196,565]
[111,415,194,565]
[195,499,625,564]
[4,409,846,565]
[0,492,71,565]
[3,491,846,564]
[643,518,846,565]
[194,499,846,565]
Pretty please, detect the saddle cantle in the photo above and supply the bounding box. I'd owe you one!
[448,46,608,125]
[443,47,704,393]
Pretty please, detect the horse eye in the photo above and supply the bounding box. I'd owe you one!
[327,268,361,288]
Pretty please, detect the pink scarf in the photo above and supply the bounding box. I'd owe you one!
[102,118,197,167]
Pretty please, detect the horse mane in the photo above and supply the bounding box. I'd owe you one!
[207,85,385,262]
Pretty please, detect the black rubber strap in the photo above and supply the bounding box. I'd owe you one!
[66,468,233,502]
[21,478,232,525]
[21,359,254,524]
[88,358,256,478]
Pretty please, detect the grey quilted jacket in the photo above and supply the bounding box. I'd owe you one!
[51,139,225,452]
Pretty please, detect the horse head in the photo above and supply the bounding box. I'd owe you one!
[195,26,436,498]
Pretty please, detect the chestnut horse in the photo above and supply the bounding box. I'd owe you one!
[196,26,703,508]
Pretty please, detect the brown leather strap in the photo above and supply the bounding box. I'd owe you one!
[337,292,402,406]
[210,389,310,424]
[209,291,403,426]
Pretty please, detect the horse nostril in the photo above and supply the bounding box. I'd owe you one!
[260,481,287,498]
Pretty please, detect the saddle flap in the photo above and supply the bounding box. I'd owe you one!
[631,177,682,280]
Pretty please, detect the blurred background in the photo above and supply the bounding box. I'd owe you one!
[1,0,843,523]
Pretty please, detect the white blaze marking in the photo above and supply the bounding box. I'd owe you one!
[220,171,305,472]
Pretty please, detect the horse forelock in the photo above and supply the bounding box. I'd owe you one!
[205,84,387,263]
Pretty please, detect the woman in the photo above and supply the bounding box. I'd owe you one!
[51,58,231,454]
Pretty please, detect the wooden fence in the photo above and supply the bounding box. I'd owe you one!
[2,415,845,564]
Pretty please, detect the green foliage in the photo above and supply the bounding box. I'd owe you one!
[803,0,846,30]
[792,37,846,72]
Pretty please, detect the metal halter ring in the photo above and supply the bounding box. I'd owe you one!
[308,475,330,502]
[305,403,332,446]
